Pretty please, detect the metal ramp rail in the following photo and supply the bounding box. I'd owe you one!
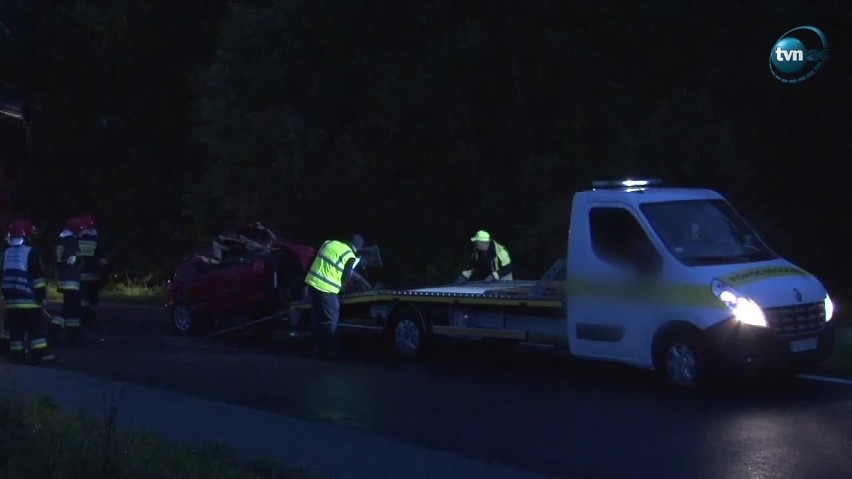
[203,309,289,339]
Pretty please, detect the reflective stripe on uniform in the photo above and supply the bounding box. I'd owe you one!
[58,281,80,290]
[30,338,48,349]
[81,273,99,280]
[9,341,23,351]
[5,298,41,308]
[78,239,97,256]
[65,318,81,328]
[6,303,41,309]
[51,316,65,327]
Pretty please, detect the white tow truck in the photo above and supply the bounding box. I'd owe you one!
[287,179,837,388]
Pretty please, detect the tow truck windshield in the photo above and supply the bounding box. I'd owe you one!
[640,199,778,266]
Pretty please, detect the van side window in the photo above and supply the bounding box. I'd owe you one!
[589,207,660,269]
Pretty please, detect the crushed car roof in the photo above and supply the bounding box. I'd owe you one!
[190,223,316,270]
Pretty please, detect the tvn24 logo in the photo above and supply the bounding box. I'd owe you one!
[769,26,829,84]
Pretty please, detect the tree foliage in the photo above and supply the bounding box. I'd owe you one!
[0,0,848,295]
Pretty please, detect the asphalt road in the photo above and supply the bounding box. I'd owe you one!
[42,304,852,479]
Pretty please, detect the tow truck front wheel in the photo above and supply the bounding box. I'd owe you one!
[658,333,709,389]
[390,313,427,358]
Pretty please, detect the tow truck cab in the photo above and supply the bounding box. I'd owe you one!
[567,179,835,386]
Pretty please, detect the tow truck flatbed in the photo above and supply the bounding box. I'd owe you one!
[292,283,564,307]
[287,260,569,348]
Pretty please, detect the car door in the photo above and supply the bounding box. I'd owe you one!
[568,204,665,363]
[183,255,246,317]
[212,252,275,316]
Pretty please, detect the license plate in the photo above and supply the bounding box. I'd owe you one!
[789,338,818,352]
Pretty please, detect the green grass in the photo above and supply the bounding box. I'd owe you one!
[819,294,852,375]
[822,326,852,375]
[45,276,167,306]
[0,394,326,479]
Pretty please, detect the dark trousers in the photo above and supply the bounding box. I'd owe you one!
[80,280,100,324]
[0,319,9,354]
[53,289,82,335]
[5,308,51,361]
[309,286,341,357]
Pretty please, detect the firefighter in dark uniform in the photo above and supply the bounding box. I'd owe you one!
[1,219,54,362]
[304,234,363,359]
[52,216,84,338]
[457,230,513,283]
[78,214,106,325]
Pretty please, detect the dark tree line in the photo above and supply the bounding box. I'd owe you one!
[0,0,850,299]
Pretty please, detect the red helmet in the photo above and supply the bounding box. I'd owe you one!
[7,219,36,242]
[66,216,85,235]
[80,214,96,229]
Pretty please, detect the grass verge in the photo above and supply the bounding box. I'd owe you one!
[0,394,325,479]
[45,278,167,306]
[821,325,852,376]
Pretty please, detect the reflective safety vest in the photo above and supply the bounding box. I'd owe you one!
[2,245,46,308]
[305,240,356,294]
[462,240,513,280]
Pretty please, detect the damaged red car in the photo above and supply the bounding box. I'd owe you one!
[165,223,316,333]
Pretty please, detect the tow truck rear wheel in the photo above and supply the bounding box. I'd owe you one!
[388,307,428,358]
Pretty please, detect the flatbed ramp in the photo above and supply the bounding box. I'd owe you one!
[203,310,289,339]
[303,286,564,308]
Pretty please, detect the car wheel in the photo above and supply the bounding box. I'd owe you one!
[391,313,426,358]
[661,334,707,389]
[172,305,195,334]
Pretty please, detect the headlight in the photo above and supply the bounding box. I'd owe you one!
[711,278,767,327]
[825,294,834,321]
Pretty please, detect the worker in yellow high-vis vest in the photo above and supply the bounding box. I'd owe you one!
[304,234,363,359]
[457,230,513,283]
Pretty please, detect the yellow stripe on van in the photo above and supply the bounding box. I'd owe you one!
[565,278,725,309]
[722,266,813,286]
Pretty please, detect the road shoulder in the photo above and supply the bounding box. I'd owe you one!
[1,364,564,479]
